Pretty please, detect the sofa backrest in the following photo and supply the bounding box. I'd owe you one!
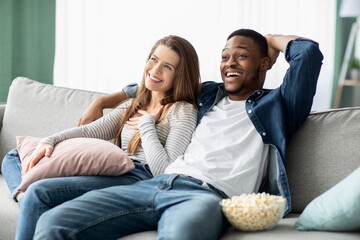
[287,107,360,213]
[0,77,106,169]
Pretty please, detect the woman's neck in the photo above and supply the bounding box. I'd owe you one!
[147,92,163,113]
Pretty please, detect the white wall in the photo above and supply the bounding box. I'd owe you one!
[55,0,335,110]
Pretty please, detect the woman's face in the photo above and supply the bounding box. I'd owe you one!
[144,45,180,95]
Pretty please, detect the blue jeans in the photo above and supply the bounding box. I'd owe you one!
[2,149,153,240]
[1,149,22,199]
[33,174,228,240]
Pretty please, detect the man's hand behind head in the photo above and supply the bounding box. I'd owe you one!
[264,34,299,70]
[264,34,280,70]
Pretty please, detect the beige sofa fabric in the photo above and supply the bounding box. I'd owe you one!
[0,176,18,240]
[286,107,360,213]
[0,77,106,166]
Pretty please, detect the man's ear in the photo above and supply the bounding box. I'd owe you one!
[261,57,271,70]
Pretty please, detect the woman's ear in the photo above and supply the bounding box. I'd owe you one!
[261,57,271,71]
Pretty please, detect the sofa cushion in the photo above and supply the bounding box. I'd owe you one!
[286,108,360,213]
[118,215,360,240]
[17,136,134,192]
[0,77,106,171]
[295,167,360,231]
[219,215,360,240]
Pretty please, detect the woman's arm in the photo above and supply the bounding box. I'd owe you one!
[23,100,132,174]
[44,102,131,146]
[139,102,198,176]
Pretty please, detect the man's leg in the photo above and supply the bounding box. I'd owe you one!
[16,162,152,240]
[33,175,174,240]
[156,176,225,240]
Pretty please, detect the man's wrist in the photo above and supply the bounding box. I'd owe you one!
[269,34,298,52]
[92,96,105,109]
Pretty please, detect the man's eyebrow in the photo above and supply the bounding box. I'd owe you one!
[152,54,176,68]
[222,45,250,52]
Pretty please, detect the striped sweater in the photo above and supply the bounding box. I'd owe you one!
[41,99,198,176]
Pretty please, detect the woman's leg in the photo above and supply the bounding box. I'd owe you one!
[1,149,22,200]
[16,162,152,240]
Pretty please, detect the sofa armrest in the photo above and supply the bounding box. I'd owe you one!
[0,103,5,131]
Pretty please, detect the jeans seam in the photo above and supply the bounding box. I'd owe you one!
[141,163,153,178]
[160,207,169,238]
[65,207,155,240]
[8,149,22,174]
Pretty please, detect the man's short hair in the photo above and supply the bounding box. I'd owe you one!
[227,29,268,57]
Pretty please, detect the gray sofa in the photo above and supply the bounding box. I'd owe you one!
[0,77,359,240]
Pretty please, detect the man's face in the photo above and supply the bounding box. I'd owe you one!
[220,35,264,101]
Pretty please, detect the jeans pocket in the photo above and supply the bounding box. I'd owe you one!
[201,182,229,199]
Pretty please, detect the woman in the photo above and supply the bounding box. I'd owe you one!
[1,35,200,240]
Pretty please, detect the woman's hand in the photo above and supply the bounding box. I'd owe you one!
[127,105,164,130]
[22,143,54,175]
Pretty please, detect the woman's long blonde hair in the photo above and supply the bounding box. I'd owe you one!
[114,35,201,155]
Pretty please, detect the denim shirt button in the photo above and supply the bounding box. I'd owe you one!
[248,100,252,103]
[262,132,266,136]
[248,109,252,114]
[199,102,203,107]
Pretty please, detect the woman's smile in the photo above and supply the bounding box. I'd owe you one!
[148,74,162,83]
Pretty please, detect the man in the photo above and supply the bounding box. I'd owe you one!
[33,29,323,240]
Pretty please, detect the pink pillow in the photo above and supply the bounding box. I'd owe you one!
[16,136,135,192]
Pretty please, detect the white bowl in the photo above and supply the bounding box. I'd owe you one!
[220,193,286,231]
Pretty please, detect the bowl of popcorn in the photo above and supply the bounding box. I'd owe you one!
[220,193,286,231]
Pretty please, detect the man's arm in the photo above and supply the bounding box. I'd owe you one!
[265,34,298,69]
[78,83,139,126]
[78,92,127,126]
[268,35,323,135]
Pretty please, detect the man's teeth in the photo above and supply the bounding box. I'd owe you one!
[150,75,161,82]
[226,72,240,77]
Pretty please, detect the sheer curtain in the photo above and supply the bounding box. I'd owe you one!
[54,0,335,110]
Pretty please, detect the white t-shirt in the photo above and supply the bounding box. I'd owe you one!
[165,96,269,197]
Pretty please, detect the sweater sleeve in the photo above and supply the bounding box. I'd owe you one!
[40,99,132,146]
[138,102,198,176]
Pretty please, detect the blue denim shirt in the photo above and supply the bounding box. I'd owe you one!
[123,38,323,215]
